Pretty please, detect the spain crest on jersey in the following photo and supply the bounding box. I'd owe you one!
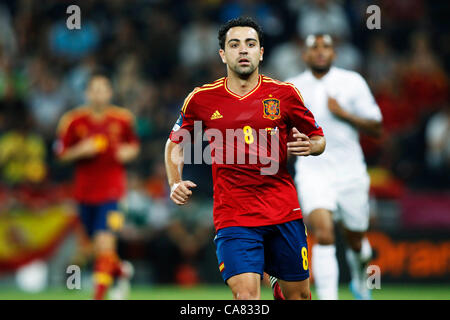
[262,98,281,120]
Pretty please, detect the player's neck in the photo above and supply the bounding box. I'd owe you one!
[89,103,108,119]
[90,103,107,112]
[310,66,332,79]
[311,70,329,79]
[226,70,260,96]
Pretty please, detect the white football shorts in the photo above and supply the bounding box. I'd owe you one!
[295,165,370,232]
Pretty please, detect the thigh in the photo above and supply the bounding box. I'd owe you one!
[214,226,265,284]
[264,219,310,282]
[95,201,123,234]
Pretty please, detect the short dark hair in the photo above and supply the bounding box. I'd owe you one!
[218,16,264,50]
[86,69,111,88]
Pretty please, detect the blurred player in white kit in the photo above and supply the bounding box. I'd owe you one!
[283,34,383,300]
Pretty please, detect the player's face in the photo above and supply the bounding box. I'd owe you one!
[219,26,264,78]
[86,76,113,105]
[303,36,335,73]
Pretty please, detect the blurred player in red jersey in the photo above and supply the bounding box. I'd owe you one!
[56,73,140,299]
[165,17,326,300]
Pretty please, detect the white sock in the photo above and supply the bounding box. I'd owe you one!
[312,244,339,300]
[346,237,372,299]
[109,277,130,300]
[360,237,373,263]
[346,237,373,283]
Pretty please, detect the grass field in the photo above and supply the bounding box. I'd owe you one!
[0,284,448,300]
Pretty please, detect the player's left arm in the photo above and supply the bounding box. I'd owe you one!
[287,128,325,156]
[116,143,140,163]
[328,74,383,137]
[286,85,326,157]
[116,116,140,164]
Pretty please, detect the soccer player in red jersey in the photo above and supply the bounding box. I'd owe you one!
[165,17,325,300]
[56,73,140,299]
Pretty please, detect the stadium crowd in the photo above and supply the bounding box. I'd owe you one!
[0,0,448,284]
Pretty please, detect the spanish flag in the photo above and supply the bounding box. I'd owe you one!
[219,262,225,273]
[0,204,77,273]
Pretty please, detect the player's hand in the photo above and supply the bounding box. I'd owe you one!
[115,143,139,163]
[75,138,99,158]
[170,180,197,205]
[327,97,349,119]
[287,127,312,156]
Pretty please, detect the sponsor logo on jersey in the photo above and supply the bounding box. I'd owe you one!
[210,110,223,120]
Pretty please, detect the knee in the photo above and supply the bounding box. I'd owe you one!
[316,228,335,245]
[348,238,362,252]
[309,211,335,245]
[285,289,310,300]
[299,289,311,300]
[345,232,364,252]
[94,232,116,253]
[227,273,260,300]
[232,287,259,300]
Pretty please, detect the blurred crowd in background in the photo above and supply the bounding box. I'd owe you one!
[0,0,448,286]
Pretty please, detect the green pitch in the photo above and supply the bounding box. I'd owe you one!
[0,284,448,300]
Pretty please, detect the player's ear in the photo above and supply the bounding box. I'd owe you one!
[259,47,264,61]
[219,49,227,64]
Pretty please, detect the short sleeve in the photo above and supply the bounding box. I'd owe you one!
[286,85,324,137]
[351,74,383,122]
[55,116,78,156]
[169,89,198,144]
[122,116,139,145]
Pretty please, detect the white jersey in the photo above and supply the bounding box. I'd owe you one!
[287,66,382,183]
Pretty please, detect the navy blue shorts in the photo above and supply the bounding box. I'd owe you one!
[78,201,122,238]
[214,219,309,283]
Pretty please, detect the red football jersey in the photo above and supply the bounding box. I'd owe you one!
[56,106,139,204]
[170,75,324,230]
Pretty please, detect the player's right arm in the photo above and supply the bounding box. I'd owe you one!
[58,138,99,162]
[55,110,99,163]
[164,139,197,205]
[327,73,383,137]
[328,96,382,137]
[164,90,199,205]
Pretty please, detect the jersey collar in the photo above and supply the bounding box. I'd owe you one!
[224,75,262,101]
